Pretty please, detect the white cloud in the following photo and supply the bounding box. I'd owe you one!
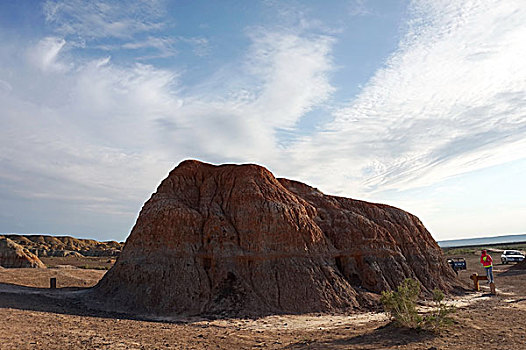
[282,0,526,198]
[43,0,165,39]
[134,26,336,162]
[122,36,173,50]
[0,79,11,93]
[1,44,180,228]
[27,36,68,72]
[41,0,208,60]
[0,24,335,237]
[245,29,335,129]
[348,0,371,17]
[121,36,176,58]
[177,37,210,57]
[119,36,210,59]
[3,0,525,240]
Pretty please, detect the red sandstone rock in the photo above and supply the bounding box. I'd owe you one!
[0,237,46,268]
[95,160,462,316]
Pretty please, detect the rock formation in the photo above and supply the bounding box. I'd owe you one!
[95,160,462,316]
[4,234,122,257]
[0,237,46,268]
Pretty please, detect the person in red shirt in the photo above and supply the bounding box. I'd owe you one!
[480,250,494,283]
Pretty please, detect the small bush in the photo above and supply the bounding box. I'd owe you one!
[381,279,455,333]
[381,278,422,328]
[422,289,456,333]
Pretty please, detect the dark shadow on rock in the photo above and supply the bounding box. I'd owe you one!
[285,322,436,350]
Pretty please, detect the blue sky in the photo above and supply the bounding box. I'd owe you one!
[0,0,525,242]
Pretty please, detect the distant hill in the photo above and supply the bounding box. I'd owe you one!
[0,237,46,268]
[0,234,123,258]
[438,234,526,248]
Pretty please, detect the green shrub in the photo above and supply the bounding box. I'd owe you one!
[421,289,456,333]
[381,279,455,333]
[381,278,422,328]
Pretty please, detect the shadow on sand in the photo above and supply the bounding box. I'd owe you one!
[499,265,526,277]
[0,282,274,325]
[0,282,224,325]
[0,282,140,320]
[285,322,436,349]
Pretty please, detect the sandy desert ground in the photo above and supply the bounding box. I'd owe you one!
[1,252,526,350]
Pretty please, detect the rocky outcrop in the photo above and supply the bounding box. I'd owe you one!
[4,235,122,257]
[0,237,46,268]
[278,178,455,295]
[95,160,462,316]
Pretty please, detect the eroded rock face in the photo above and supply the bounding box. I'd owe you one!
[95,160,461,315]
[0,237,46,268]
[4,234,122,257]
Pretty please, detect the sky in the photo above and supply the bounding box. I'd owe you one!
[0,0,525,242]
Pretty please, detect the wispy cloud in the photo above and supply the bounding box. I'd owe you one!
[121,36,177,58]
[118,36,210,59]
[1,40,179,232]
[244,28,335,129]
[121,36,173,50]
[154,27,335,160]
[27,36,69,72]
[43,0,165,39]
[0,21,335,237]
[348,0,371,17]
[41,0,209,60]
[1,0,525,239]
[0,79,12,93]
[177,36,210,57]
[283,0,526,197]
